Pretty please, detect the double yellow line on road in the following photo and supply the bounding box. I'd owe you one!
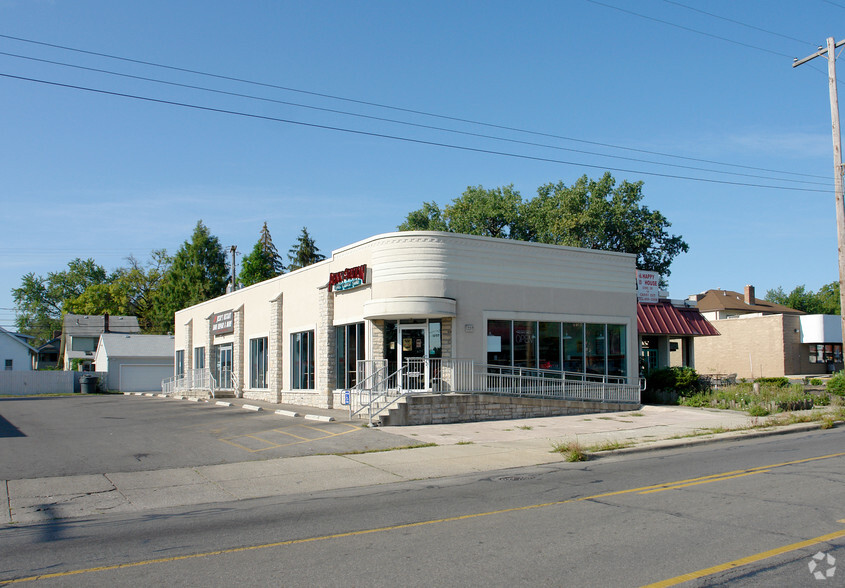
[4,451,845,584]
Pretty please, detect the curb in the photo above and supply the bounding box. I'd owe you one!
[589,420,840,459]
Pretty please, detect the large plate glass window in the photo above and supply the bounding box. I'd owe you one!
[607,325,627,377]
[486,320,512,365]
[250,337,268,389]
[291,331,315,389]
[336,323,365,389]
[175,350,184,378]
[194,346,205,370]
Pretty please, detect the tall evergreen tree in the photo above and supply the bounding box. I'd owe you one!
[240,222,284,287]
[149,221,229,333]
[287,227,326,271]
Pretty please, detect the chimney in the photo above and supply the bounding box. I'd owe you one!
[104,313,110,333]
[744,285,755,305]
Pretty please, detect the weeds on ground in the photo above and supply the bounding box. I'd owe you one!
[455,441,474,445]
[679,382,827,416]
[515,425,533,430]
[551,439,589,462]
[590,439,634,452]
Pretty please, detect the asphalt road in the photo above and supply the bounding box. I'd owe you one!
[2,426,843,586]
[0,395,425,479]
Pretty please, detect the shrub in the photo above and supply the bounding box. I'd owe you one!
[827,371,845,397]
[747,405,770,417]
[809,378,824,386]
[754,377,790,387]
[646,366,701,397]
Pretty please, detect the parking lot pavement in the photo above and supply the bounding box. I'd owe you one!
[0,395,427,480]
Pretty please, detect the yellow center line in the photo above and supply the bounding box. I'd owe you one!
[4,452,845,584]
[643,519,845,587]
[638,470,771,494]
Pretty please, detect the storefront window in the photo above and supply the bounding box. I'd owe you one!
[585,324,606,375]
[607,325,626,377]
[250,337,268,389]
[487,320,626,378]
[291,331,314,389]
[513,321,536,368]
[429,321,442,358]
[194,347,205,370]
[809,343,843,365]
[538,322,561,370]
[562,323,584,373]
[336,323,365,389]
[487,320,512,365]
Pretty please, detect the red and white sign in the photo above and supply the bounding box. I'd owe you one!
[636,270,660,304]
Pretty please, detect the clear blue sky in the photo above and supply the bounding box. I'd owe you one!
[1,0,842,330]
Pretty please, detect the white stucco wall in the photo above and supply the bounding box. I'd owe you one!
[174,231,638,405]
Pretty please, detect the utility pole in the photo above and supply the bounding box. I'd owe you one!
[794,37,845,348]
[229,245,238,292]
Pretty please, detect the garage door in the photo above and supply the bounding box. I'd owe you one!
[119,364,174,393]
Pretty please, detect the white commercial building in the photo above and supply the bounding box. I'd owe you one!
[172,232,640,419]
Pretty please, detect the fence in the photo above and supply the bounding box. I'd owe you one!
[0,371,108,395]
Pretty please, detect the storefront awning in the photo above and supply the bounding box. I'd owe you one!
[638,302,719,336]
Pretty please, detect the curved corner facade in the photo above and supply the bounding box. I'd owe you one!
[173,231,638,408]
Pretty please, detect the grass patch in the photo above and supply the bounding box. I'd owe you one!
[627,412,644,417]
[515,425,533,430]
[678,382,826,415]
[551,439,589,462]
[590,439,634,452]
[455,441,474,445]
[596,416,613,421]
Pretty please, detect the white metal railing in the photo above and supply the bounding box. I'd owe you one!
[476,363,641,403]
[348,359,641,423]
[162,368,217,398]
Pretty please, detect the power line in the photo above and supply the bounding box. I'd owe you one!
[0,50,828,187]
[583,0,797,59]
[659,0,816,47]
[0,71,830,193]
[0,32,827,180]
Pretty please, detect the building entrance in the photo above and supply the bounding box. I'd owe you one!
[397,326,428,391]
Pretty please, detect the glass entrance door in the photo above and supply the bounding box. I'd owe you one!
[215,344,233,389]
[398,326,427,391]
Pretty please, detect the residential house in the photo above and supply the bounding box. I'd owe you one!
[0,326,36,371]
[35,337,61,370]
[60,314,141,371]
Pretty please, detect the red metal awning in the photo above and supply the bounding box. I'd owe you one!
[637,302,719,336]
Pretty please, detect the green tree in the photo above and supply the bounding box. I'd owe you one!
[11,258,110,344]
[765,282,840,314]
[150,221,229,333]
[64,250,171,332]
[287,227,326,271]
[240,222,284,287]
[398,173,689,278]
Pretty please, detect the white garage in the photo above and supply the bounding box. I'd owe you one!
[95,334,175,392]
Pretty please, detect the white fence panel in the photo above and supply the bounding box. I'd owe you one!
[0,371,75,395]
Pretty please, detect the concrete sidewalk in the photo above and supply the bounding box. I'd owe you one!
[1,401,836,525]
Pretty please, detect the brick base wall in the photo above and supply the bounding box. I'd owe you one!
[384,394,640,426]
